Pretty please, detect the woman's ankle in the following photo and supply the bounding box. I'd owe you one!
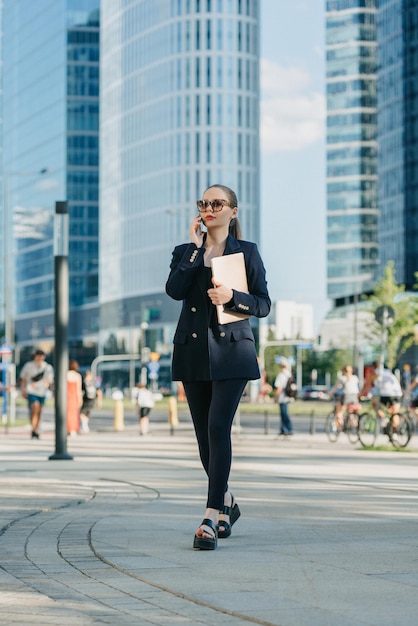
[204,507,219,524]
[223,491,232,508]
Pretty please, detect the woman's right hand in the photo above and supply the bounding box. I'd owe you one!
[190,216,204,248]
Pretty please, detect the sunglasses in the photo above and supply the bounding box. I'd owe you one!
[196,199,232,212]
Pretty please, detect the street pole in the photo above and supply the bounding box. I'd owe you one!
[49,201,73,460]
[374,305,395,417]
[140,322,149,385]
[129,313,140,389]
[353,291,359,374]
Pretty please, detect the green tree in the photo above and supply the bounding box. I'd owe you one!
[262,329,295,387]
[261,328,352,388]
[302,347,353,386]
[365,261,418,368]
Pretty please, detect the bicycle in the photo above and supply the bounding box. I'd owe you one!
[358,399,414,449]
[404,393,418,431]
[325,402,361,444]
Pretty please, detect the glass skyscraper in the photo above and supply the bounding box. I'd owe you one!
[377,0,418,288]
[1,0,100,360]
[326,0,378,305]
[1,0,260,383]
[99,0,260,359]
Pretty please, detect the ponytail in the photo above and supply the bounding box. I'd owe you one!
[229,217,242,240]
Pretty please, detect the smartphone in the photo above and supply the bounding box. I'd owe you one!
[198,216,207,233]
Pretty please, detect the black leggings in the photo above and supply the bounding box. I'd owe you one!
[183,379,247,511]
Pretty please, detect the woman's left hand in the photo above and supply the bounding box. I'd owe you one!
[207,279,233,305]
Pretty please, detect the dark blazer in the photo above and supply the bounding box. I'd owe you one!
[166,235,271,382]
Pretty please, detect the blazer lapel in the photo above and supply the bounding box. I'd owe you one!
[223,234,241,255]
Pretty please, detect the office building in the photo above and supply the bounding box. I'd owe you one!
[326,0,378,305]
[274,301,314,341]
[99,0,261,366]
[1,0,261,387]
[0,0,100,361]
[377,0,418,288]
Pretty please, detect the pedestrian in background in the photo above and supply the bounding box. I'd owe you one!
[80,370,97,433]
[401,364,412,391]
[136,382,154,435]
[19,349,54,439]
[166,183,271,550]
[66,360,83,436]
[274,357,294,438]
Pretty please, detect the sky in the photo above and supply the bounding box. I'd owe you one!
[260,0,330,333]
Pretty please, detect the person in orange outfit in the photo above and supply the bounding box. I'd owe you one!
[66,360,83,436]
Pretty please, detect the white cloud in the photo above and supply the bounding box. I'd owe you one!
[37,177,60,191]
[260,58,325,153]
[13,206,52,241]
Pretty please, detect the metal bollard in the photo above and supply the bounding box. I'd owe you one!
[309,410,315,435]
[168,395,179,435]
[112,390,125,431]
[264,410,269,435]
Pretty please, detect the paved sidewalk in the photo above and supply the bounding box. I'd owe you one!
[1,415,418,625]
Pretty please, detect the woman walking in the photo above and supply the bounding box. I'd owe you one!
[66,360,83,436]
[166,184,270,550]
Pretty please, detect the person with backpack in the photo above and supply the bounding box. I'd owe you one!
[274,357,295,437]
[19,349,54,439]
[80,370,97,433]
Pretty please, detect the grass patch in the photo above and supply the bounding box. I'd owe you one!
[359,445,417,452]
[2,418,29,429]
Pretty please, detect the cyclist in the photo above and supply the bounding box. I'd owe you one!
[404,367,418,417]
[329,365,360,427]
[360,361,402,431]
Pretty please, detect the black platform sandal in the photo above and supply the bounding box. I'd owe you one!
[193,518,218,550]
[218,495,241,539]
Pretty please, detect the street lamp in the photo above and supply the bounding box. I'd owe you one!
[1,168,49,424]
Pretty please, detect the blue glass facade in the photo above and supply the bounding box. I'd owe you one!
[403,1,418,287]
[1,0,100,356]
[326,0,378,303]
[377,0,418,288]
[99,0,260,355]
[67,7,100,307]
[1,0,260,378]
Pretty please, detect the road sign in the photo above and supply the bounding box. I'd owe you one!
[0,344,12,356]
[148,361,160,381]
[375,305,395,326]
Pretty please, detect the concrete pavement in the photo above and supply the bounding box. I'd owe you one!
[1,409,418,625]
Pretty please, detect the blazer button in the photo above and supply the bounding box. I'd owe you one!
[220,332,226,337]
[191,307,197,312]
[192,332,198,338]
